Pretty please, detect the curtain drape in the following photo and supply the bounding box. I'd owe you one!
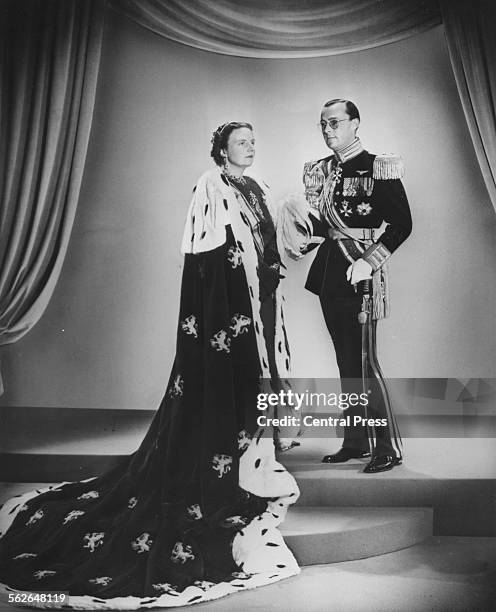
[110,0,441,59]
[440,0,496,212]
[0,0,106,393]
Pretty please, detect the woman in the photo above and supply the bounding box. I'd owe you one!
[0,122,300,609]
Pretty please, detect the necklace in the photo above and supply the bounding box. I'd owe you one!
[223,169,247,185]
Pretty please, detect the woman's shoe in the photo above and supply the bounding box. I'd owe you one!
[274,439,301,452]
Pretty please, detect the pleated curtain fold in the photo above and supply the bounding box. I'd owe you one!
[0,0,106,393]
[441,0,496,212]
[110,0,442,58]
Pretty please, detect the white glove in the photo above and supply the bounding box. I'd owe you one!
[346,258,373,285]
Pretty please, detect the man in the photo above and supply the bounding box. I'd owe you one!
[282,99,412,473]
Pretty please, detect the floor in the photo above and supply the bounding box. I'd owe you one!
[0,536,494,611]
[1,439,495,610]
[189,537,496,612]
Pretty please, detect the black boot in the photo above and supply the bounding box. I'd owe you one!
[363,455,402,473]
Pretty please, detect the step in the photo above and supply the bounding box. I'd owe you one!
[291,474,496,538]
[0,483,432,567]
[281,506,433,564]
[276,438,496,537]
[1,433,495,537]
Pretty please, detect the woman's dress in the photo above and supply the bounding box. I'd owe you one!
[0,168,299,609]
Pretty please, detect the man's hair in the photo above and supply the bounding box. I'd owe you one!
[323,99,360,122]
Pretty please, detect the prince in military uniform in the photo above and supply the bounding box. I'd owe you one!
[282,99,412,473]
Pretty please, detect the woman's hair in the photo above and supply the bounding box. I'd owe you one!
[210,122,253,166]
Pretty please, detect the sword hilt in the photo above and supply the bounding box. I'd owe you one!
[358,279,372,324]
[358,279,372,296]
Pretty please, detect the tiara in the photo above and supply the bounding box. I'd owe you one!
[211,123,230,144]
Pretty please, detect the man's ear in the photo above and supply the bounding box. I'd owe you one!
[352,118,360,134]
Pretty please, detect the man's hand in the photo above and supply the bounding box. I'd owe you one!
[346,258,373,285]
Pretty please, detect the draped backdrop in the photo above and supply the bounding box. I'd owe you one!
[110,0,442,59]
[0,0,105,393]
[109,0,495,211]
[440,0,496,211]
[1,0,495,393]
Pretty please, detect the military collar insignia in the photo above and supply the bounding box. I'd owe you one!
[334,137,364,163]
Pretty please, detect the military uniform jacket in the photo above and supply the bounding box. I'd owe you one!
[304,149,412,300]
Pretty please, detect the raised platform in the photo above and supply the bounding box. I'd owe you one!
[1,439,495,540]
[279,438,496,537]
[1,407,495,540]
[281,506,432,564]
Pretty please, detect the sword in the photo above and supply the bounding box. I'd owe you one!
[357,279,402,459]
[358,279,374,452]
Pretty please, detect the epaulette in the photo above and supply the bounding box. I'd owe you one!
[303,159,318,173]
[373,153,404,180]
[303,158,327,180]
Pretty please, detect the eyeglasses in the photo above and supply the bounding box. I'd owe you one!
[319,118,350,131]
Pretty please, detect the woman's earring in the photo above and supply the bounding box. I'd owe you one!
[221,153,229,173]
